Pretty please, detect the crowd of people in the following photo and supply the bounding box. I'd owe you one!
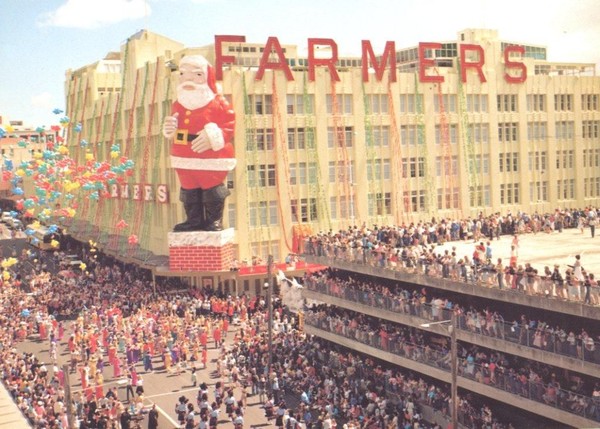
[303,299,600,422]
[218,312,511,429]
[1,206,599,428]
[304,270,600,365]
[0,240,256,429]
[0,237,524,429]
[303,207,600,305]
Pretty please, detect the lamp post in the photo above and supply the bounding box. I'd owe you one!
[265,255,273,390]
[63,364,75,429]
[420,311,458,429]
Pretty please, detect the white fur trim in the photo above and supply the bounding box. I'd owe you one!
[169,228,235,247]
[204,122,224,151]
[179,55,209,72]
[170,156,236,171]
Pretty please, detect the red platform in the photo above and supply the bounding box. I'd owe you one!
[168,229,235,272]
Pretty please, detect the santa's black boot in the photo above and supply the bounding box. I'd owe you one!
[173,188,205,232]
[201,184,230,231]
[203,201,225,231]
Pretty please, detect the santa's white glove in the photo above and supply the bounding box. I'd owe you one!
[191,130,211,154]
[162,112,179,138]
[191,123,224,154]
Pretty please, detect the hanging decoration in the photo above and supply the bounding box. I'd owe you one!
[457,57,478,208]
[270,72,293,252]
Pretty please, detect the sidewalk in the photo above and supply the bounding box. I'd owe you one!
[0,383,30,429]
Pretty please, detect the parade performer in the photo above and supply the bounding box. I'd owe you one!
[162,55,236,232]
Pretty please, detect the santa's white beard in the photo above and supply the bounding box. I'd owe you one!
[176,82,215,110]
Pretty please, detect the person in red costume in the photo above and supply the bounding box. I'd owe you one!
[162,55,236,231]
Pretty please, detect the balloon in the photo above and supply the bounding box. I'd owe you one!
[128,234,138,244]
[0,115,137,248]
[42,150,56,160]
[51,239,59,248]
[1,258,18,268]
[3,271,10,281]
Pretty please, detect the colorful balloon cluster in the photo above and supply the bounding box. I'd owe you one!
[2,108,141,248]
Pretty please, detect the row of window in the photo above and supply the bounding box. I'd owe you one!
[584,178,600,199]
[272,120,599,151]
[247,148,598,189]
[500,43,547,60]
[241,176,599,227]
[527,179,576,201]
[245,93,600,116]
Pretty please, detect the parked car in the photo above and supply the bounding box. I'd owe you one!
[1,212,13,223]
[6,218,22,230]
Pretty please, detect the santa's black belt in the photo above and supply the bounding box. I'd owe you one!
[174,129,198,145]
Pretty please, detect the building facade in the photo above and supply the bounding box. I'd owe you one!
[0,117,59,199]
[62,29,599,266]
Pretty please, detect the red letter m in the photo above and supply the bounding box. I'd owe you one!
[361,40,396,82]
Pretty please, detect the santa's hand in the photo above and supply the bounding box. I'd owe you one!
[191,130,211,154]
[162,112,179,138]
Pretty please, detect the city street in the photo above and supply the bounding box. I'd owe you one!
[16,324,275,429]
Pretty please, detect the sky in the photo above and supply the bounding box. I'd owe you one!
[1,0,599,129]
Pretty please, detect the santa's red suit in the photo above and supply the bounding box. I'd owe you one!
[170,97,236,190]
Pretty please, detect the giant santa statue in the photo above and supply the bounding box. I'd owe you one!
[162,55,236,232]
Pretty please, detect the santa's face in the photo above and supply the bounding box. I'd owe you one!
[176,63,215,110]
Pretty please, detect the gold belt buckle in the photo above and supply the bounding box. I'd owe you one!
[174,129,188,145]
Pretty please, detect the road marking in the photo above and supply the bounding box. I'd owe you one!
[69,377,127,394]
[144,385,200,400]
[155,403,181,429]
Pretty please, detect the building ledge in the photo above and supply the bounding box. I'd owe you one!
[305,325,599,429]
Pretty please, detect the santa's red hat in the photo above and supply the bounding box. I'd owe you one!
[179,55,218,94]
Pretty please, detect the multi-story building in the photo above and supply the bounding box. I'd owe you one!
[0,117,58,203]
[55,27,600,427]
[61,28,599,276]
